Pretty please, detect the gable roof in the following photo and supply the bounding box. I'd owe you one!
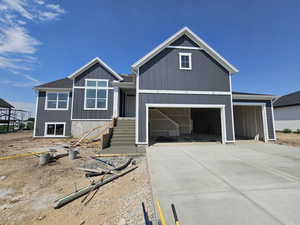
[67,57,123,81]
[132,27,239,74]
[273,90,300,108]
[0,98,14,108]
[34,78,73,90]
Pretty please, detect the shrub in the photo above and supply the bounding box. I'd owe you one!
[294,129,300,134]
[283,128,292,133]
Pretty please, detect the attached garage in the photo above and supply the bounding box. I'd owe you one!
[233,103,268,142]
[147,104,226,144]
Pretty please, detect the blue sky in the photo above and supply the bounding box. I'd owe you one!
[0,0,299,114]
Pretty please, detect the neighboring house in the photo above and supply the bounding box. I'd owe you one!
[33,27,277,145]
[273,91,300,131]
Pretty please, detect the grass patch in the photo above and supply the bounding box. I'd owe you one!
[283,128,292,133]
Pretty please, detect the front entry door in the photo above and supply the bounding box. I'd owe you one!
[125,95,136,117]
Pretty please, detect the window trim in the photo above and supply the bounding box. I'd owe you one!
[44,122,66,137]
[45,91,69,111]
[84,79,109,110]
[179,52,192,70]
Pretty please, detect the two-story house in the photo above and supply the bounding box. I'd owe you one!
[33,27,276,145]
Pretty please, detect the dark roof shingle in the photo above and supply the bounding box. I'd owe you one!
[34,78,72,89]
[274,91,300,108]
[0,98,14,108]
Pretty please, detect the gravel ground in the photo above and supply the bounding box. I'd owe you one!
[0,131,155,225]
[276,132,300,147]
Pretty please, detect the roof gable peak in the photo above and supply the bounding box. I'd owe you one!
[68,57,123,81]
[132,27,239,74]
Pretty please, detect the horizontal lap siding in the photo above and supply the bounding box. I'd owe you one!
[35,91,72,137]
[274,105,300,131]
[138,94,234,143]
[233,99,275,140]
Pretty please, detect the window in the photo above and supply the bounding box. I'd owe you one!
[84,79,108,110]
[179,53,192,70]
[45,122,65,136]
[45,92,69,110]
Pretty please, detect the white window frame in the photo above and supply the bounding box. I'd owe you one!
[45,91,69,111]
[179,52,192,70]
[44,122,66,137]
[84,79,109,110]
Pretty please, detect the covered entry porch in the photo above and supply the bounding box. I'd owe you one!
[112,75,136,118]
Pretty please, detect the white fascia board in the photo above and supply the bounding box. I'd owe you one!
[33,88,72,91]
[146,103,225,109]
[112,81,136,89]
[138,89,231,95]
[67,57,123,81]
[233,102,267,106]
[184,27,239,73]
[131,27,239,74]
[71,119,112,121]
[232,94,277,100]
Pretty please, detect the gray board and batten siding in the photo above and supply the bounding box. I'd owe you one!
[35,91,72,137]
[137,34,233,143]
[72,62,117,120]
[139,40,230,92]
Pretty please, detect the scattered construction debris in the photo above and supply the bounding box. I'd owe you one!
[0,131,154,225]
[68,149,79,160]
[39,153,51,166]
[0,151,48,160]
[0,175,7,181]
[53,165,138,209]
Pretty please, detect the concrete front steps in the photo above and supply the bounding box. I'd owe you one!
[110,118,136,146]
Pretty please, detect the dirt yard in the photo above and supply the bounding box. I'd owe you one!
[276,132,300,147]
[0,131,154,225]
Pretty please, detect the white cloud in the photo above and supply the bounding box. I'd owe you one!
[0,0,65,85]
[0,79,38,87]
[1,0,33,20]
[17,20,26,25]
[39,4,65,21]
[22,74,40,83]
[35,0,44,5]
[38,11,60,21]
[0,26,40,54]
[0,56,36,71]
[46,4,65,14]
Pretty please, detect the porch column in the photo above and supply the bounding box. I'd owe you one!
[113,86,119,118]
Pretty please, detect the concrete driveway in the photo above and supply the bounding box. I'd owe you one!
[148,142,300,225]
